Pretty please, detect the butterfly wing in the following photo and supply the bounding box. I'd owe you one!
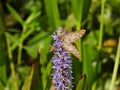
[63,29,86,43]
[61,42,80,58]
[61,29,86,58]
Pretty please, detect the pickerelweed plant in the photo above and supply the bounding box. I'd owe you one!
[51,27,73,90]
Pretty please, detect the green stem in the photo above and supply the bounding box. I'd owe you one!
[76,0,83,61]
[98,0,105,50]
[76,0,83,30]
[11,27,34,51]
[17,43,22,65]
[76,22,80,31]
[76,21,81,59]
[17,25,26,65]
[5,32,18,90]
[109,36,120,90]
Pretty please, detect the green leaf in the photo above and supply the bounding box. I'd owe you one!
[21,1,42,13]
[45,61,52,90]
[0,65,7,85]
[72,57,82,89]
[22,65,35,90]
[24,32,51,58]
[82,43,100,88]
[72,0,83,22]
[24,31,51,63]
[0,5,7,85]
[82,0,92,21]
[0,81,4,90]
[26,32,50,45]
[17,66,30,83]
[30,50,43,90]
[25,31,52,89]
[0,34,7,85]
[7,33,20,44]
[72,0,92,22]
[25,11,41,24]
[83,31,98,48]
[76,74,88,90]
[6,4,24,26]
[6,75,16,90]
[11,27,35,51]
[0,3,5,33]
[24,44,39,58]
[44,0,61,30]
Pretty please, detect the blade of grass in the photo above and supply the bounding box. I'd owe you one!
[109,36,120,90]
[25,11,41,24]
[76,74,88,90]
[22,64,35,90]
[98,0,105,50]
[72,0,91,30]
[72,0,91,61]
[45,61,52,90]
[72,0,83,30]
[72,57,82,89]
[82,44,98,88]
[0,3,7,85]
[44,0,61,30]
[72,0,84,62]
[0,35,7,85]
[30,49,43,90]
[5,32,18,90]
[6,3,24,26]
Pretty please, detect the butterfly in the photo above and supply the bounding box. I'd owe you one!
[51,29,86,59]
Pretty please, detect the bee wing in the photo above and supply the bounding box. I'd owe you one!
[63,29,86,43]
[61,42,80,58]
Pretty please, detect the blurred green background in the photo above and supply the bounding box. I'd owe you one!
[0,0,120,90]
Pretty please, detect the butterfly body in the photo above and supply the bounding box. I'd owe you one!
[61,29,86,58]
[51,29,86,59]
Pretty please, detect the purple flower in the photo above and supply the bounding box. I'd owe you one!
[52,27,73,90]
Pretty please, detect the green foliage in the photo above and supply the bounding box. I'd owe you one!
[30,51,43,90]
[6,4,24,26]
[0,81,4,90]
[76,74,88,90]
[72,0,91,23]
[72,57,82,88]
[22,66,34,90]
[44,0,61,30]
[0,6,7,85]
[0,0,120,90]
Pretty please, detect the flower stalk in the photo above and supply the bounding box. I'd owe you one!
[52,27,73,90]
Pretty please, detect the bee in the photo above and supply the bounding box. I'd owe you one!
[50,29,86,59]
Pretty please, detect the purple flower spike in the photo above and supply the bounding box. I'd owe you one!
[52,27,73,90]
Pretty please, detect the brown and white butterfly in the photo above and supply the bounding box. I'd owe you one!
[50,29,86,59]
